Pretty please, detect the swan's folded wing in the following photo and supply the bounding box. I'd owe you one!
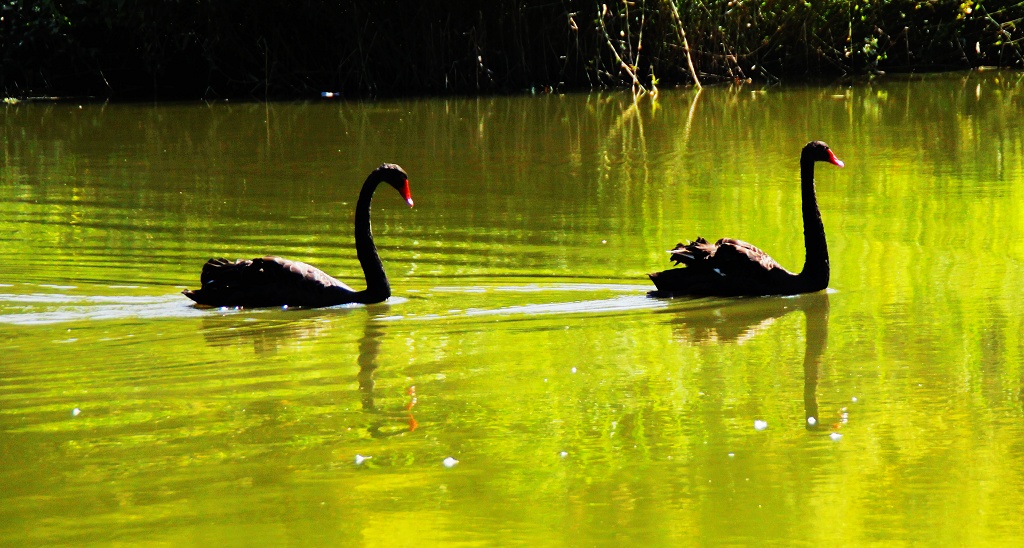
[713,239,788,273]
[263,257,355,292]
[186,256,355,307]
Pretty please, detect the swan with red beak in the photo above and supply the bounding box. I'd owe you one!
[184,163,414,308]
[649,141,844,297]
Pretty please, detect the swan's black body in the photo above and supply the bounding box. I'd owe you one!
[649,142,843,297]
[183,164,414,308]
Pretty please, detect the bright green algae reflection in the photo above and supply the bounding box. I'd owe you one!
[2,71,1024,544]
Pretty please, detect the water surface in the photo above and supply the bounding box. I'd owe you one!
[2,71,1024,544]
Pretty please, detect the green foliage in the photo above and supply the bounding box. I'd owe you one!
[1,0,1022,98]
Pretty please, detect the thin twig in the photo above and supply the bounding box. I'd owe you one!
[664,0,701,88]
[597,3,645,91]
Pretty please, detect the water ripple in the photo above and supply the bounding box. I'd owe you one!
[381,283,663,322]
[0,294,206,325]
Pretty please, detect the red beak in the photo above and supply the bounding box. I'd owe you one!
[400,179,414,207]
[827,150,845,168]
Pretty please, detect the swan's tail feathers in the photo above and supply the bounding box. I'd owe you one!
[199,257,246,285]
[667,237,715,265]
[183,258,254,306]
[648,267,706,295]
[647,237,722,296]
[182,289,198,302]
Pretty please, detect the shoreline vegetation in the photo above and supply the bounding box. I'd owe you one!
[2,1,1023,100]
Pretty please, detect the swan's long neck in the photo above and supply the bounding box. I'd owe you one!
[353,177,390,303]
[797,159,829,291]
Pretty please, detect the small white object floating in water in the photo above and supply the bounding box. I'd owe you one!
[443,457,459,468]
[354,454,372,465]
[807,416,817,426]
[71,408,81,417]
[559,451,569,458]
[830,432,843,441]
[754,420,768,431]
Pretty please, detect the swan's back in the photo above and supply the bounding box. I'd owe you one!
[649,238,797,297]
[183,257,355,308]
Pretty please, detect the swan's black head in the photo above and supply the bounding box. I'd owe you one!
[371,163,414,207]
[802,141,844,168]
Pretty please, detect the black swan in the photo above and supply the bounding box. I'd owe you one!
[183,163,414,308]
[649,141,843,297]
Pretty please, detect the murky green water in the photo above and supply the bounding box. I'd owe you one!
[2,71,1024,544]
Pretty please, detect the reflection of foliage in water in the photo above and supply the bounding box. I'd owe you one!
[1,74,1024,544]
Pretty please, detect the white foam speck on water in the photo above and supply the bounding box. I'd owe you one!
[830,432,843,441]
[754,420,768,431]
[443,457,459,468]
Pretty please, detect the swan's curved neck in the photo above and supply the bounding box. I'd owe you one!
[797,159,829,291]
[352,177,390,303]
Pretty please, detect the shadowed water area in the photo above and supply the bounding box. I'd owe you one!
[2,71,1023,544]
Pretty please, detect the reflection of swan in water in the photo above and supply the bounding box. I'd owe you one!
[198,311,334,354]
[196,307,417,435]
[356,315,418,437]
[666,295,813,345]
[668,292,833,431]
[800,293,830,432]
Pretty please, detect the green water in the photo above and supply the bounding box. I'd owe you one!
[2,71,1023,544]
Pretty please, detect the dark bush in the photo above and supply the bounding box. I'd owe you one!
[2,0,1022,99]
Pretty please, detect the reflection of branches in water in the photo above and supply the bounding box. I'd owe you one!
[593,89,702,221]
[681,87,702,146]
[597,94,651,185]
[668,292,837,432]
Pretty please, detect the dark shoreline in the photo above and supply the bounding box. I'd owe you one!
[3,1,1022,101]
